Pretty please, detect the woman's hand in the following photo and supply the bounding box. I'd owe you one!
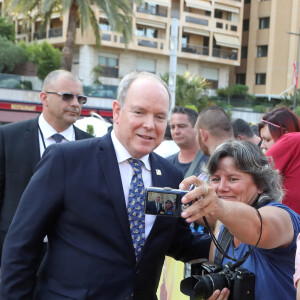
[179,176,223,223]
[206,288,230,300]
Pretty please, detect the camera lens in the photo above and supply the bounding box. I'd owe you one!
[194,273,230,298]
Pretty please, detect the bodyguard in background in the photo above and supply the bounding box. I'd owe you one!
[0,71,210,299]
[0,69,92,263]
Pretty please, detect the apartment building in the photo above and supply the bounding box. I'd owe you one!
[233,0,300,99]
[2,0,244,100]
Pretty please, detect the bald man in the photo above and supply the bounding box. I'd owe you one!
[0,70,92,261]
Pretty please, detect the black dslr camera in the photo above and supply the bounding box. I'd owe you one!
[181,260,255,300]
[145,187,190,217]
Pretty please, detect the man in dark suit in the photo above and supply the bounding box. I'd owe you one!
[0,71,210,300]
[0,69,92,262]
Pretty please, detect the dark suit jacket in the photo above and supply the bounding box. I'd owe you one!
[0,133,210,300]
[0,117,92,258]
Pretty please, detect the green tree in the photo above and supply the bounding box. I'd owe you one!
[19,40,61,80]
[281,89,300,109]
[161,72,209,112]
[36,41,62,80]
[0,36,26,72]
[0,17,15,41]
[4,0,141,71]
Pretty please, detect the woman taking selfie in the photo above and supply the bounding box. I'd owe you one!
[180,140,300,300]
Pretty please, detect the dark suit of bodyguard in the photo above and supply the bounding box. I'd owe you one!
[0,70,92,261]
[0,72,210,299]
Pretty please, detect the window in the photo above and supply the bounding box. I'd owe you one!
[257,45,268,57]
[241,46,248,59]
[255,73,266,85]
[202,67,219,89]
[236,73,246,85]
[99,18,111,31]
[98,56,119,78]
[259,17,270,29]
[243,19,249,31]
[182,34,190,46]
[245,0,251,3]
[177,63,188,76]
[138,2,158,15]
[136,26,158,38]
[94,85,118,98]
[214,10,223,19]
[136,57,156,73]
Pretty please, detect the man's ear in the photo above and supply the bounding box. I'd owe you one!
[237,134,245,141]
[200,128,208,142]
[40,91,48,107]
[112,100,121,124]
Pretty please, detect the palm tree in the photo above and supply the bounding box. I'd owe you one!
[161,71,210,112]
[4,0,141,70]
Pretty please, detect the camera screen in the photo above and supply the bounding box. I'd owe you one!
[145,191,180,216]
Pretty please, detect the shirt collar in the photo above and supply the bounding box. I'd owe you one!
[111,130,151,171]
[39,114,75,141]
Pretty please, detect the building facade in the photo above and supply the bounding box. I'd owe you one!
[233,0,300,99]
[5,0,243,94]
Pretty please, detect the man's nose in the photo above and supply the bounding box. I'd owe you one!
[144,115,155,129]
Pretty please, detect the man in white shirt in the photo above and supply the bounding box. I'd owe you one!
[1,71,210,299]
[0,69,92,263]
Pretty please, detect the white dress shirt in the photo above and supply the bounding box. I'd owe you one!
[111,130,156,239]
[38,114,75,157]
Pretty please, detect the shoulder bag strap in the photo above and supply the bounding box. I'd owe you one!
[214,227,233,266]
[184,150,204,178]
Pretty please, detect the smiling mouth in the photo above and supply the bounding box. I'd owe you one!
[219,196,235,200]
[138,134,154,140]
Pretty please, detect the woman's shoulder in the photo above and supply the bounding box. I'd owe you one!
[266,202,300,232]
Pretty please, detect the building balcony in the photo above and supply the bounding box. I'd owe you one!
[33,30,46,40]
[214,19,238,33]
[181,43,209,56]
[134,36,167,52]
[183,12,210,27]
[49,27,63,38]
[212,47,238,60]
[99,30,125,48]
[33,27,63,40]
[136,5,168,17]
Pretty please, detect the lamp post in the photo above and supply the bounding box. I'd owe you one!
[169,18,178,115]
[287,28,300,110]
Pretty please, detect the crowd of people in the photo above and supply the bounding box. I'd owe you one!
[0,69,300,300]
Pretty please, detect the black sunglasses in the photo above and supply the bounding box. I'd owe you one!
[46,91,87,105]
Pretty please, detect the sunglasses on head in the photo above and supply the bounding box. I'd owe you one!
[46,91,87,105]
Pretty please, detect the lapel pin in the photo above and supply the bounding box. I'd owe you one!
[156,169,162,176]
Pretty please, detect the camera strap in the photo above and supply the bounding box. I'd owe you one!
[214,227,232,266]
[184,150,204,178]
[204,206,262,268]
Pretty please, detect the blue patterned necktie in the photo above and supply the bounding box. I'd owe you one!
[52,133,64,143]
[127,158,145,260]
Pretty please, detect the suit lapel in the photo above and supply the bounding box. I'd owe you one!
[150,153,169,188]
[24,118,40,173]
[74,126,90,140]
[97,134,135,254]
